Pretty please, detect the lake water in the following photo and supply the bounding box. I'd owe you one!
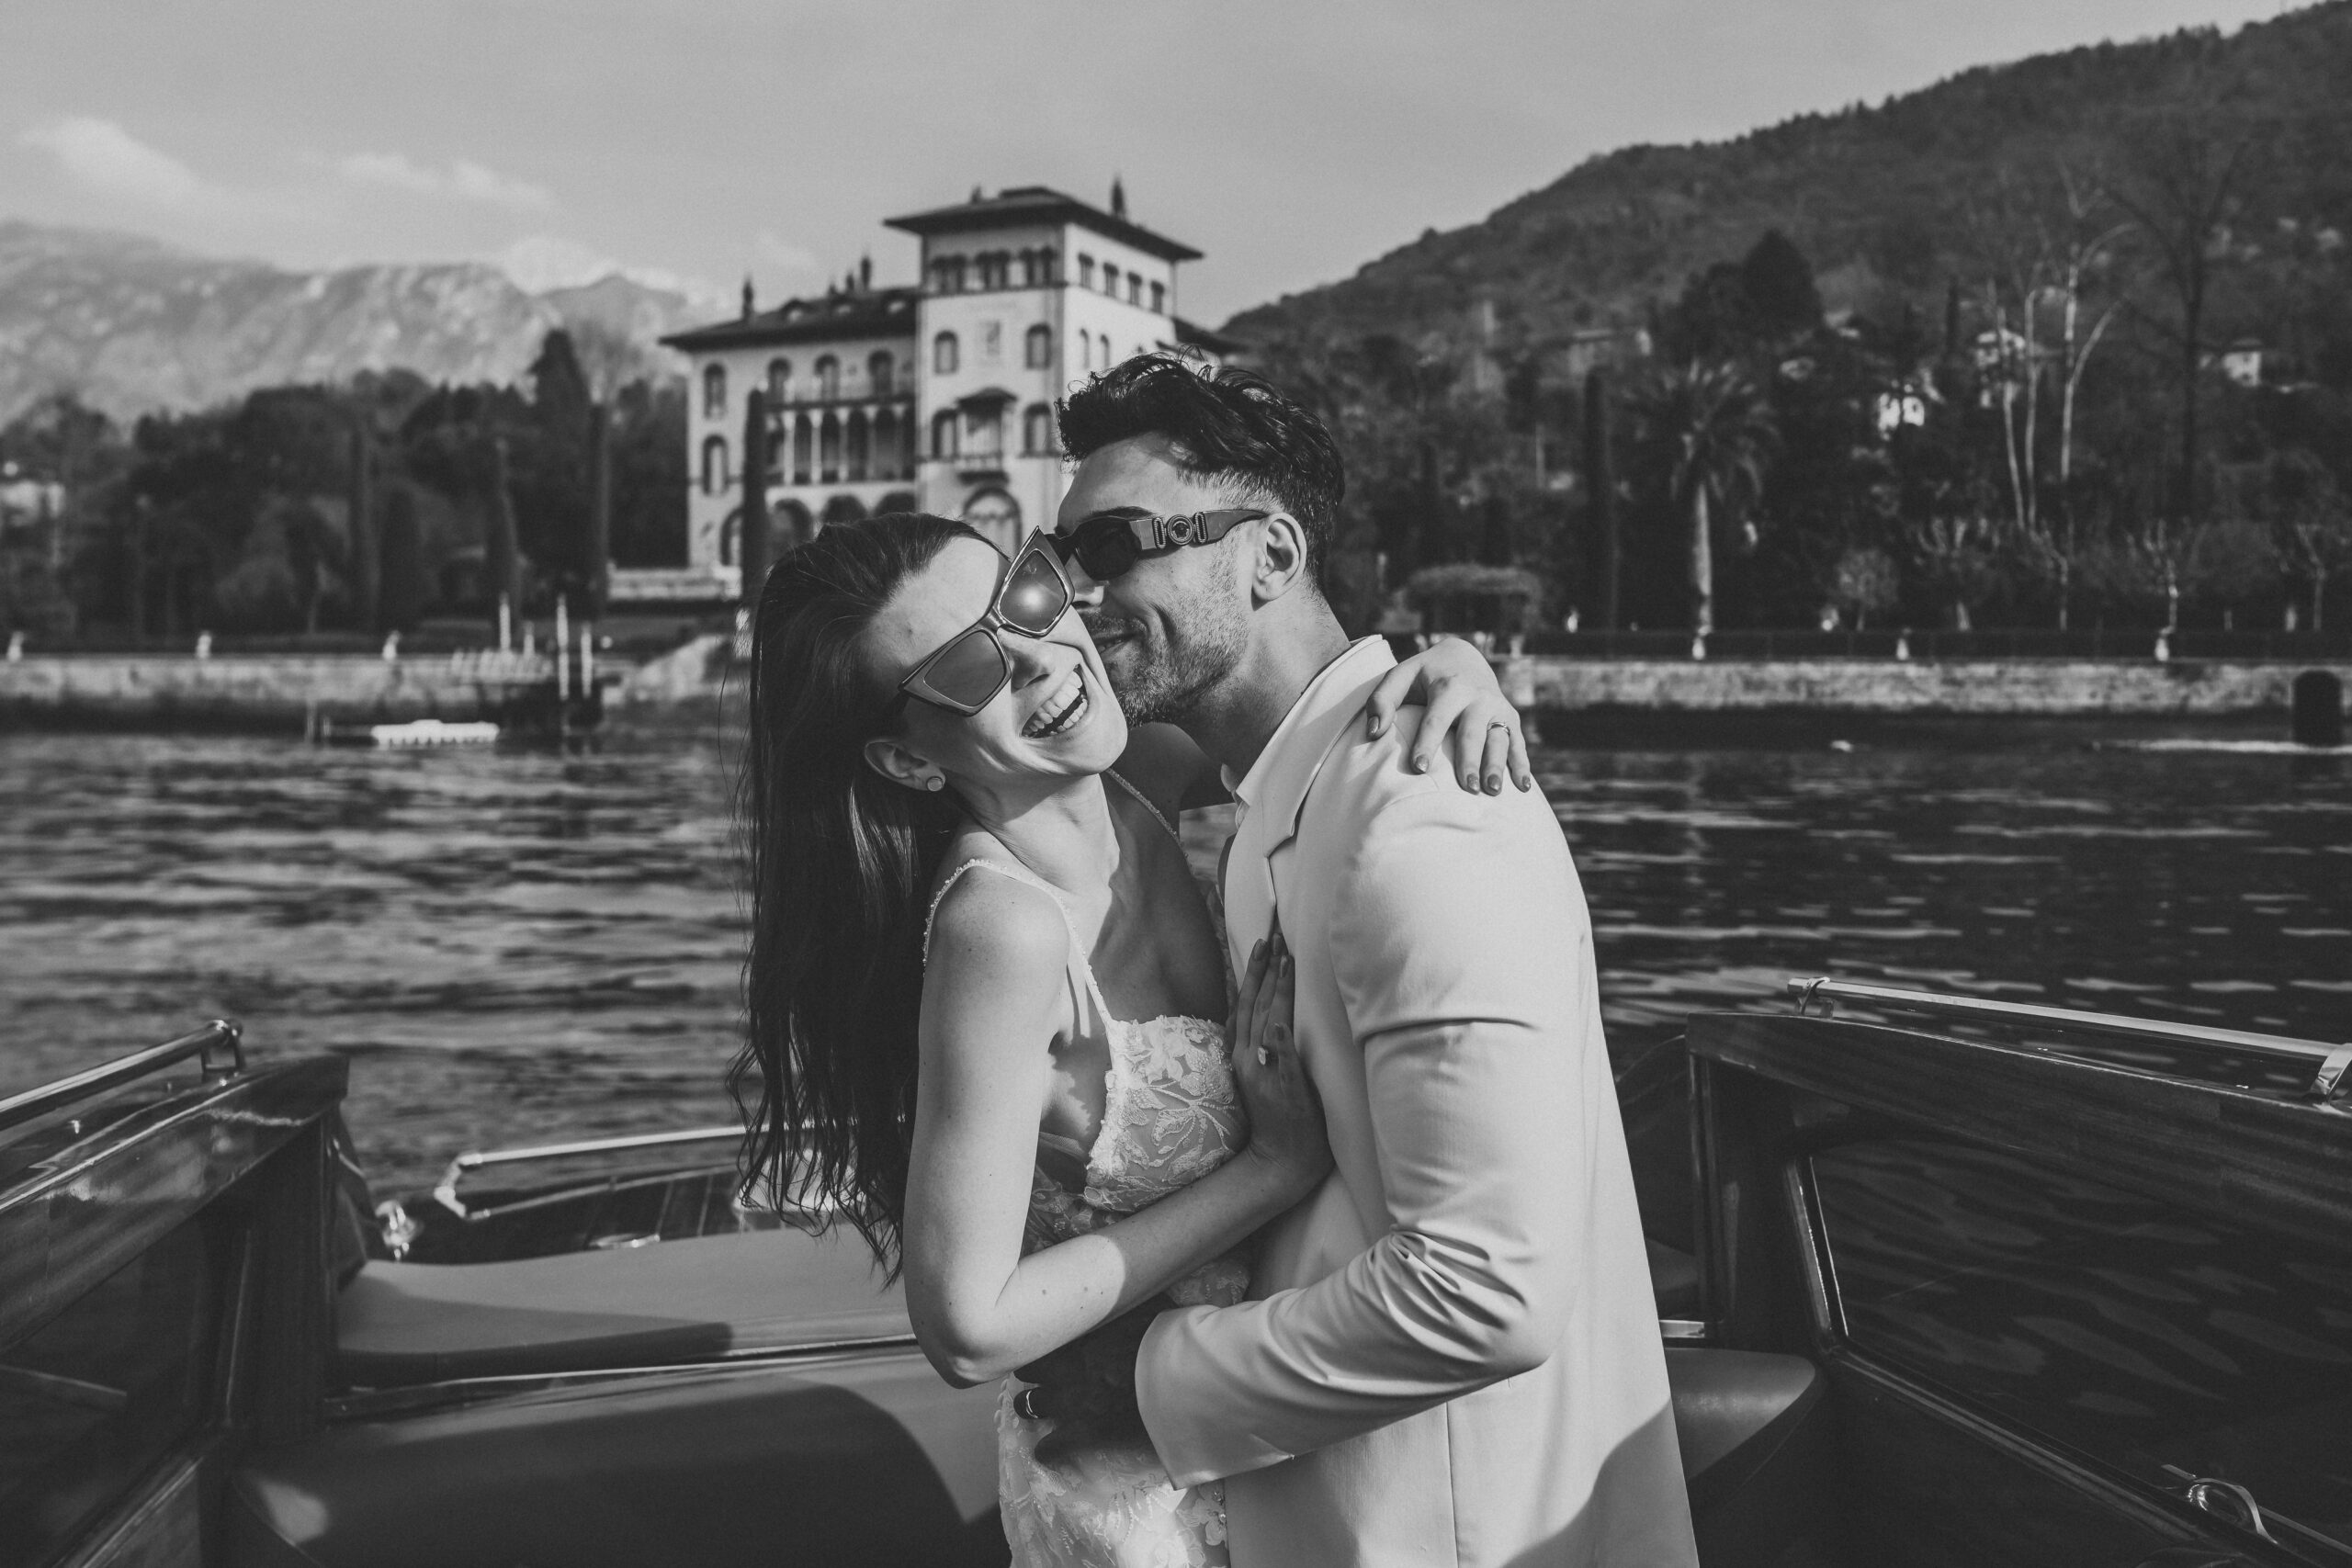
[3,711,2346,1194]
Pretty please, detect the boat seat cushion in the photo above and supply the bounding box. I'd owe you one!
[335,1229,907,1386]
[1666,1348,1834,1568]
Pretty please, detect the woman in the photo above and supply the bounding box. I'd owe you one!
[733,513,1532,1567]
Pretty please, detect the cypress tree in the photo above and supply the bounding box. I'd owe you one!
[1585,367,1620,630]
[740,389,772,607]
[487,434,522,626]
[584,400,612,616]
[379,487,429,631]
[348,415,379,631]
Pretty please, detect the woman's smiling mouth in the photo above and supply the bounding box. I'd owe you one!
[1023,670,1090,739]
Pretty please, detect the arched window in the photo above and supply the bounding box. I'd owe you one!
[868,350,894,397]
[1149,281,1166,314]
[1127,274,1141,306]
[701,364,727,420]
[932,255,966,293]
[1023,403,1056,457]
[1035,247,1057,284]
[815,355,840,400]
[1078,329,1092,370]
[978,252,1009,290]
[700,434,729,494]
[931,409,958,459]
[873,408,899,479]
[820,412,842,482]
[1077,254,1095,290]
[766,358,790,403]
[1024,323,1053,369]
[967,405,1004,464]
[719,509,740,566]
[846,410,869,482]
[1100,265,1117,298]
[933,332,959,375]
[792,415,813,485]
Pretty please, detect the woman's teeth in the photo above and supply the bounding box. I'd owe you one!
[1023,671,1089,739]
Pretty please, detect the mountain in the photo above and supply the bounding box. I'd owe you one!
[0,220,704,423]
[1224,2,2352,360]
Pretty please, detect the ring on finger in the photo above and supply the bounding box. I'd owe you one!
[1256,1044,1272,1066]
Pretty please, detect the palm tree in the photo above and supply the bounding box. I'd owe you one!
[1634,359,1777,635]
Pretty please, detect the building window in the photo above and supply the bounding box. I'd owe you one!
[932,255,967,293]
[967,406,1004,464]
[815,355,840,400]
[700,435,729,494]
[766,358,791,403]
[931,409,958,459]
[792,415,813,485]
[1023,403,1056,456]
[933,332,959,376]
[1078,330,1092,370]
[820,412,842,482]
[868,350,895,397]
[1024,323,1053,369]
[1149,281,1166,314]
[1078,254,1095,289]
[1127,274,1141,306]
[1100,265,1117,298]
[846,410,869,482]
[873,408,899,479]
[702,364,726,420]
[1035,247,1056,284]
[978,252,1010,290]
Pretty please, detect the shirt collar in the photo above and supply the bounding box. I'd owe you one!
[1222,637,1398,829]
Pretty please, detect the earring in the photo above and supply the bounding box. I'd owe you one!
[925,776,944,792]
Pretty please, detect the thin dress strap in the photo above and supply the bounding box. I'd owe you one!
[922,859,1116,1024]
[1104,769,1182,845]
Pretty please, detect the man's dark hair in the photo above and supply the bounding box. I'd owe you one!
[1057,355,1344,586]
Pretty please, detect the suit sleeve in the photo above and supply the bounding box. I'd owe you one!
[1135,772,1598,1487]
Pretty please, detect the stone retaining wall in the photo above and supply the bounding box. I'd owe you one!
[0,653,560,727]
[1501,657,2352,716]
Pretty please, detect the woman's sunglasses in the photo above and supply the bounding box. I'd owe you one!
[887,530,1073,717]
[1048,507,1269,581]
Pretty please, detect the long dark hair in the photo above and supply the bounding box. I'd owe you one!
[730,512,982,1277]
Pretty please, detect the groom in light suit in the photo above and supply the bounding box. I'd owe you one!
[1034,356,1697,1566]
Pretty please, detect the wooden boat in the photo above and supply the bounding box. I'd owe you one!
[5,982,2347,1567]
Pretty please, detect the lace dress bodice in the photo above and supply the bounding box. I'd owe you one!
[921,773,1244,1567]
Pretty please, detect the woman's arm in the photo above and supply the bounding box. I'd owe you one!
[1364,637,1535,794]
[903,879,1319,1388]
[1111,639,1535,815]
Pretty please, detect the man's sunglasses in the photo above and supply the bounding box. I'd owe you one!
[1048,507,1269,581]
[887,530,1074,717]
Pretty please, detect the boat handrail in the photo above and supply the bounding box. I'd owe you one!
[434,1125,741,1218]
[0,1019,244,1135]
[1784,977,2351,1101]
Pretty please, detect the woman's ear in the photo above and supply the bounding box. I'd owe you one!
[1249,512,1313,606]
[863,734,946,795]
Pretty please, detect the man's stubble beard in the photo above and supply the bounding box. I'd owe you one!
[1085,592,1250,729]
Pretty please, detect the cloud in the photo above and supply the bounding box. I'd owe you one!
[20,117,209,209]
[754,230,819,274]
[336,151,553,211]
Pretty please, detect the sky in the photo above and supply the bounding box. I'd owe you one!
[0,0,2307,325]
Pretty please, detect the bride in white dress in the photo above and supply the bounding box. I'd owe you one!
[732,514,1527,1566]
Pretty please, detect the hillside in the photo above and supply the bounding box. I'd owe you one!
[1224,2,2352,357]
[0,220,704,423]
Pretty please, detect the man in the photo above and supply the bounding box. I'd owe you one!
[1029,355,1696,1566]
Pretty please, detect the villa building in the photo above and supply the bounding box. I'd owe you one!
[628,183,1228,603]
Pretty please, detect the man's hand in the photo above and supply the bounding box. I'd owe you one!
[1013,1301,1160,1470]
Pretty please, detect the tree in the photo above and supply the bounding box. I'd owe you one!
[583,401,612,616]
[348,415,379,631]
[1827,547,1900,630]
[2270,450,2352,630]
[379,486,432,632]
[740,389,771,607]
[1633,359,1778,634]
[487,434,522,630]
[1584,368,1621,628]
[2105,107,2254,526]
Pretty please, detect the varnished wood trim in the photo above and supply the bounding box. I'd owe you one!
[0,1056,345,1350]
[1690,1014,2352,1251]
[51,1448,205,1568]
